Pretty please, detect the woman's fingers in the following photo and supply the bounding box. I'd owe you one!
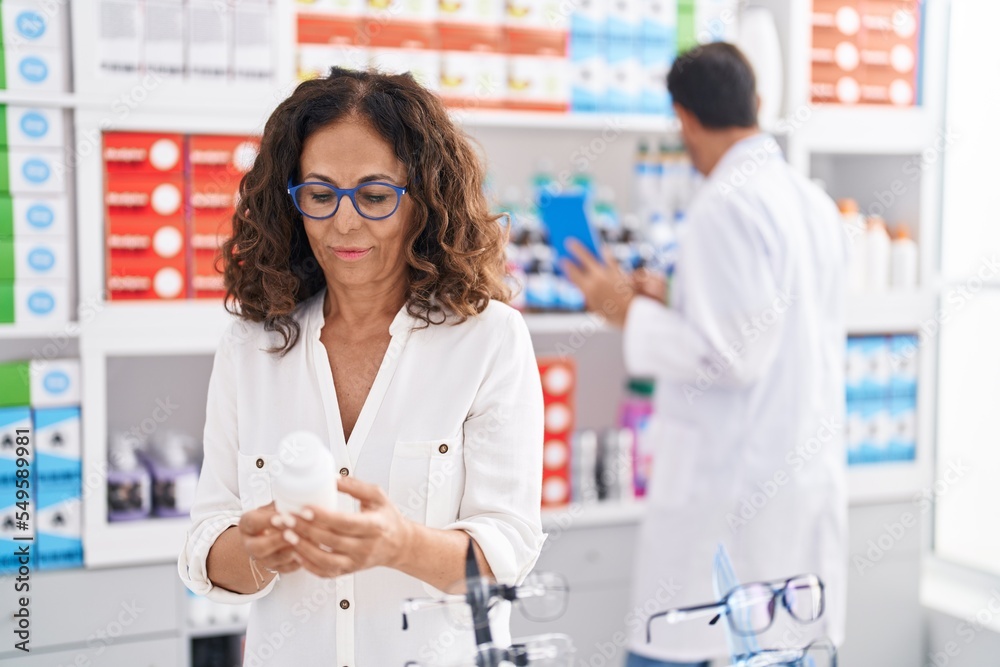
[288,521,364,556]
[292,534,355,578]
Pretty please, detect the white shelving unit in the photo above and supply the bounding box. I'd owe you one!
[0,3,950,665]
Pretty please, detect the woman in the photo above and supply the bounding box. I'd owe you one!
[178,68,545,666]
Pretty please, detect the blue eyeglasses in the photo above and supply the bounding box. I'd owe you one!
[287,178,407,221]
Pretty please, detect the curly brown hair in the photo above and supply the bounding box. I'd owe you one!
[222,67,510,356]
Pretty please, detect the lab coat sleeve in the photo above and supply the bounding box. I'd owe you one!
[177,325,278,604]
[624,196,785,387]
[444,309,547,585]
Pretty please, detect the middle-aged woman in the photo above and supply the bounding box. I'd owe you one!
[178,67,546,667]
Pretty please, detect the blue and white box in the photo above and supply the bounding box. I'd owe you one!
[0,47,68,93]
[639,40,672,115]
[605,36,641,113]
[606,0,639,41]
[887,395,917,462]
[30,358,80,407]
[37,481,81,570]
[33,406,80,487]
[859,336,891,400]
[7,195,70,239]
[8,280,70,324]
[570,0,606,37]
[9,238,70,280]
[845,399,866,466]
[569,31,607,112]
[889,334,919,397]
[1,1,69,52]
[3,148,65,194]
[0,495,35,573]
[2,106,65,149]
[844,336,867,402]
[0,406,32,487]
[860,398,892,464]
[641,0,677,47]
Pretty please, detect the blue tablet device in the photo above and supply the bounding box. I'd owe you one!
[538,192,603,270]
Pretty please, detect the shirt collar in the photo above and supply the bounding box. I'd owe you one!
[308,286,417,339]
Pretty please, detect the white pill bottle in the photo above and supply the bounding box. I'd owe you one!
[270,431,338,514]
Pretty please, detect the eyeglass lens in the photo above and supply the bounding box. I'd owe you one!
[294,182,400,219]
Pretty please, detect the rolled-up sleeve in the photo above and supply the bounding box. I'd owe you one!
[177,325,277,603]
[444,310,546,585]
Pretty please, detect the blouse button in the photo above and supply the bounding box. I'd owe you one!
[339,467,350,477]
[255,458,264,469]
[340,599,350,610]
[438,444,449,454]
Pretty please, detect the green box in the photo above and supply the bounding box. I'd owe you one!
[0,360,31,406]
[0,194,13,239]
[0,281,13,323]
[0,237,12,280]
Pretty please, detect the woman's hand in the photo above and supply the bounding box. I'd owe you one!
[238,502,302,575]
[285,476,414,578]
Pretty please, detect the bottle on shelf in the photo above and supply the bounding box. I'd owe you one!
[866,215,892,291]
[107,432,152,522]
[619,378,655,498]
[143,430,200,518]
[270,431,339,515]
[838,198,867,292]
[890,223,919,290]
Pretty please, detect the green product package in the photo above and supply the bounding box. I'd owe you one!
[0,360,31,406]
[0,237,13,280]
[0,281,13,323]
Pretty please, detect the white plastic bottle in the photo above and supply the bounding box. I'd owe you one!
[890,223,919,289]
[270,431,338,515]
[866,216,892,291]
[838,199,867,292]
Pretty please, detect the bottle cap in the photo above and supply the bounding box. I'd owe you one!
[837,198,859,214]
[627,378,656,396]
[893,223,913,240]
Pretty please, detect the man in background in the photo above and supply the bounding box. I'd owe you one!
[565,43,848,666]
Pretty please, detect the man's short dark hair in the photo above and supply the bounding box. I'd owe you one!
[667,42,758,129]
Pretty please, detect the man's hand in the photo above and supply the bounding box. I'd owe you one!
[561,239,635,328]
[631,268,668,305]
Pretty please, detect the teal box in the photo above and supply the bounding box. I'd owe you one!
[570,31,606,113]
[889,334,919,398]
[0,405,31,487]
[887,396,917,463]
[37,481,82,570]
[33,406,80,487]
[0,486,34,574]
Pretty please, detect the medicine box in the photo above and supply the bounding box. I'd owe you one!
[0,1,69,52]
[0,279,69,324]
[0,406,31,488]
[0,494,35,573]
[0,46,68,93]
[0,237,70,280]
[37,480,82,570]
[0,106,65,149]
[0,358,81,408]
[0,148,66,194]
[33,406,80,488]
[0,195,70,239]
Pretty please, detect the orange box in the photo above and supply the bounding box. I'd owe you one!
[297,14,363,46]
[189,135,259,178]
[103,132,185,174]
[537,356,575,508]
[106,253,187,301]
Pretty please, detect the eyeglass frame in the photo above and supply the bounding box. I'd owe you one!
[286,178,408,221]
[731,638,838,667]
[645,574,826,642]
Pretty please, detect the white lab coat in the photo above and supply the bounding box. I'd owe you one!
[624,134,848,662]
[178,289,546,667]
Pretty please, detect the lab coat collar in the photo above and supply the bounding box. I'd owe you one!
[709,132,783,183]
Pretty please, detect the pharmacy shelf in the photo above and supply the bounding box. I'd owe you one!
[81,301,233,356]
[541,501,646,531]
[455,110,680,133]
[523,312,610,335]
[0,323,80,340]
[796,106,941,155]
[849,460,928,505]
[845,290,937,334]
[84,516,190,568]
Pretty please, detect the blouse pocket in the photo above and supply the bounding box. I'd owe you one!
[236,452,274,511]
[388,436,465,529]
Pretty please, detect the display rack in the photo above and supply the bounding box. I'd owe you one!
[0,0,947,577]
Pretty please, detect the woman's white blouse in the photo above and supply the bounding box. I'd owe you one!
[177,288,546,667]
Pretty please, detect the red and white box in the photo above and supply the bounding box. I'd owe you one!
[537,356,575,508]
[104,172,187,301]
[505,27,569,112]
[103,132,184,174]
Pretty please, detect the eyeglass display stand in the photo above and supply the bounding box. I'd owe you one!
[712,545,763,663]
